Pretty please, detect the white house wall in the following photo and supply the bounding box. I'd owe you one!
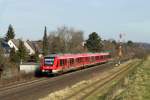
[20,64,39,73]
[8,40,18,51]
[24,41,35,55]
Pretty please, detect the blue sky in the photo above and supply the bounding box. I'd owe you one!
[0,0,150,42]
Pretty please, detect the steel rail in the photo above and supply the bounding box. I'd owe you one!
[0,62,114,96]
[63,61,139,100]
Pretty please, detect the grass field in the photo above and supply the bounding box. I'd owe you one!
[119,57,150,100]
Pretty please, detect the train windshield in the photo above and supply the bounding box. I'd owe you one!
[44,57,55,66]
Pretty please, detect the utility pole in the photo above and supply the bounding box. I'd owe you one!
[117,33,124,65]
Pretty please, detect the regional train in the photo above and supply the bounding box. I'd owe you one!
[40,53,111,74]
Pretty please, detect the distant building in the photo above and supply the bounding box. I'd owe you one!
[8,39,20,51]
[24,40,43,55]
[7,39,43,56]
[82,41,86,47]
[24,40,36,55]
[31,40,43,54]
[0,38,11,57]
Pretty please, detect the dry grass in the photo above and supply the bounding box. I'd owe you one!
[39,81,91,100]
[120,57,150,100]
[0,72,36,87]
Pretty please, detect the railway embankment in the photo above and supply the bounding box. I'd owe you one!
[114,57,150,100]
[39,59,141,100]
[92,60,143,100]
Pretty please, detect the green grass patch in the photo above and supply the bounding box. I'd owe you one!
[119,57,150,100]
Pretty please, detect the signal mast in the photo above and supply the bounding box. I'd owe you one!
[118,33,125,65]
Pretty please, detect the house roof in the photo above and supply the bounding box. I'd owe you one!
[26,40,36,51]
[0,38,10,48]
[10,39,20,48]
[0,38,10,53]
[26,40,43,53]
[9,39,30,53]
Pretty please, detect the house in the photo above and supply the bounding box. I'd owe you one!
[24,40,43,55]
[30,40,43,54]
[24,40,36,55]
[0,38,11,57]
[7,39,43,56]
[8,39,20,51]
[8,39,35,55]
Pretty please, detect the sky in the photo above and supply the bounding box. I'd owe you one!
[0,0,150,43]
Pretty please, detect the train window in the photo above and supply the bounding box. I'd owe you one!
[85,57,88,62]
[96,56,99,60]
[75,58,78,63]
[108,55,111,58]
[60,59,64,66]
[79,58,80,63]
[86,57,89,62]
[104,56,106,59]
[100,56,103,59]
[76,58,81,63]
[99,56,101,59]
[44,57,55,66]
[64,59,67,65]
[90,57,92,62]
[106,55,108,58]
[77,58,79,63]
[93,56,95,61]
[80,57,82,62]
[70,58,74,65]
[90,56,95,62]
[103,56,105,59]
[95,56,97,60]
[98,56,100,60]
[79,58,81,62]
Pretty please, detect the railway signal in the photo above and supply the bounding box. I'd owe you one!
[116,33,125,66]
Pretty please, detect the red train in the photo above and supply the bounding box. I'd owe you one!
[40,53,111,74]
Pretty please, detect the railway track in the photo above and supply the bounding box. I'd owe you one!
[0,62,115,100]
[0,78,48,95]
[62,60,141,100]
[0,59,122,91]
[0,62,113,94]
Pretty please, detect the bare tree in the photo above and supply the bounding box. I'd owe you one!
[48,26,84,53]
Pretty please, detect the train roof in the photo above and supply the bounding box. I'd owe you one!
[44,53,110,59]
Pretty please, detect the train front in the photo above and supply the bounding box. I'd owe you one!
[40,56,56,74]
